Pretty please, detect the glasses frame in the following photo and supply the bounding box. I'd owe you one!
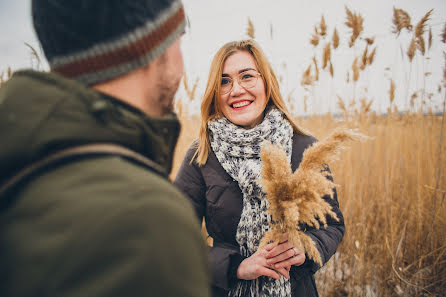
[220,71,262,95]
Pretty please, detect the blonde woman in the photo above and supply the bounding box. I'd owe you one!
[174,39,344,297]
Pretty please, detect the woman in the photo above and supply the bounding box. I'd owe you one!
[174,39,344,297]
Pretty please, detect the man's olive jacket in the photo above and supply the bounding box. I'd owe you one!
[0,70,210,297]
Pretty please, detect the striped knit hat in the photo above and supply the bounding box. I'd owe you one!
[32,0,186,85]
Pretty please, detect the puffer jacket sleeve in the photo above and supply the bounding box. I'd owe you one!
[290,135,345,279]
[174,142,206,220]
[174,143,244,291]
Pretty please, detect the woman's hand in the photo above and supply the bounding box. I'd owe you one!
[236,243,291,280]
[265,233,306,271]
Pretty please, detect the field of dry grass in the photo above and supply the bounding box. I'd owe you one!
[171,112,446,296]
[170,8,446,295]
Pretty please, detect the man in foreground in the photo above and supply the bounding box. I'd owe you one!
[0,1,209,296]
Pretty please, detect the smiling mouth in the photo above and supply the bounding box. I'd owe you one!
[231,100,252,109]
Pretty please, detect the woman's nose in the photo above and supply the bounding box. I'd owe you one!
[230,79,246,96]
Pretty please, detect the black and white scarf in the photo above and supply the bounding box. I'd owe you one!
[208,107,293,297]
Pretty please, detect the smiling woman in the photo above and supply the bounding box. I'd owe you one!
[174,39,345,297]
[219,51,267,129]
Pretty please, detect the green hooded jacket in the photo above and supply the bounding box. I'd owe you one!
[0,70,210,297]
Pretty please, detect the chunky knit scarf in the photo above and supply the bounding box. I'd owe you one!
[208,107,293,297]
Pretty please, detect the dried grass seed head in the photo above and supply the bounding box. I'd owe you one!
[392,8,412,35]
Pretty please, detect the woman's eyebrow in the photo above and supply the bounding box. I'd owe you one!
[222,68,257,77]
[238,67,256,74]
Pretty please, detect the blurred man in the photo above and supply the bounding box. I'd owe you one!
[0,1,209,296]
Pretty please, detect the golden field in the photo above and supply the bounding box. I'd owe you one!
[171,112,446,297]
[169,8,446,296]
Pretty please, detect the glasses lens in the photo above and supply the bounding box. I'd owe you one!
[221,77,232,94]
[240,71,258,89]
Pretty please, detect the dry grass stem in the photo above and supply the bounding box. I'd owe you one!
[182,72,199,101]
[332,28,340,49]
[329,61,334,78]
[352,57,360,82]
[345,6,364,47]
[312,56,319,81]
[367,47,376,65]
[360,97,373,114]
[392,8,412,35]
[337,95,348,117]
[259,129,367,265]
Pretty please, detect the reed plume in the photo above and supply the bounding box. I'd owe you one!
[365,37,375,45]
[407,38,416,62]
[259,129,367,265]
[337,95,348,117]
[301,64,313,86]
[246,17,255,39]
[414,9,433,56]
[392,8,412,35]
[322,43,331,69]
[352,57,360,82]
[361,45,369,70]
[428,27,433,50]
[310,26,320,47]
[389,78,396,105]
[319,15,327,37]
[367,47,376,65]
[345,6,364,47]
[332,28,340,49]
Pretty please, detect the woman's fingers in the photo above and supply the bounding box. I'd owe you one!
[273,250,306,269]
[266,246,296,265]
[266,240,294,260]
[258,267,281,280]
[274,266,290,279]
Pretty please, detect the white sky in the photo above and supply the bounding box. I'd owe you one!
[1,0,445,115]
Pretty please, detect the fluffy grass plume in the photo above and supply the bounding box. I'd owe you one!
[392,8,412,35]
[258,128,367,265]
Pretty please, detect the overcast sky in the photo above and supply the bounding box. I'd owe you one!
[1,0,445,115]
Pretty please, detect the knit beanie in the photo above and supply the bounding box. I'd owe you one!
[32,0,185,85]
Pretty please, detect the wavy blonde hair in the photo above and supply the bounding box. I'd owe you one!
[193,39,308,166]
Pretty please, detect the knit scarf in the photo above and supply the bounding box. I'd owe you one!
[208,107,293,297]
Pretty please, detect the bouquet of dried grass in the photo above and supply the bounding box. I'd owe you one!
[259,128,366,265]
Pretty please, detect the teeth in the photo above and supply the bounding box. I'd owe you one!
[233,101,251,108]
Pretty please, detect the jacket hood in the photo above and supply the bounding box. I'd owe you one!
[0,70,180,185]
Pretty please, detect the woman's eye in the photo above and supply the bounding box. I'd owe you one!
[241,74,254,80]
[221,78,231,85]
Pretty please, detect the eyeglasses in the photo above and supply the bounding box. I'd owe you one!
[220,70,262,94]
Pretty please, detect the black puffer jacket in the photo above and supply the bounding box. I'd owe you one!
[174,133,345,297]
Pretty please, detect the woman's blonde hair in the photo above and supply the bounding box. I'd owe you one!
[193,39,308,166]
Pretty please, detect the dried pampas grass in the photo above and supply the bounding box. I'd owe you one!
[259,128,367,265]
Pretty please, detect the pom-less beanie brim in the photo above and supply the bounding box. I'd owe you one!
[46,1,185,85]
